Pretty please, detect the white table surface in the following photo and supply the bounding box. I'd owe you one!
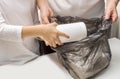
[0,38,120,79]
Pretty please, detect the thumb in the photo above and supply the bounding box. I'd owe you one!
[105,10,111,20]
[51,22,58,27]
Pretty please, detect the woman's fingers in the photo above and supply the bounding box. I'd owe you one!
[44,40,49,46]
[43,37,57,48]
[55,36,62,45]
[39,23,70,48]
[51,40,57,48]
[57,31,70,38]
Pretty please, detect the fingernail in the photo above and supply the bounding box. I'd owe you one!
[67,36,70,38]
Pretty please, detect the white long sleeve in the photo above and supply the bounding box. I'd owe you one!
[0,12,23,42]
[0,0,40,53]
[0,0,40,65]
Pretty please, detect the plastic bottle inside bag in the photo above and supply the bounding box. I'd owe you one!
[56,22,87,43]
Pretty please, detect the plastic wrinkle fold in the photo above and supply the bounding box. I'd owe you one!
[50,16,112,79]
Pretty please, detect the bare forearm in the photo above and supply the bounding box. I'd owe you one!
[21,22,69,48]
[36,0,54,24]
[22,25,43,39]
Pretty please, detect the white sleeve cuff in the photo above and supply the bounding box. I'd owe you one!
[0,24,23,42]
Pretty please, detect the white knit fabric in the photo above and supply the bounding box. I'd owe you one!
[0,0,40,65]
[48,0,105,18]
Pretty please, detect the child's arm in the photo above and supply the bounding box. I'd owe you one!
[37,0,54,24]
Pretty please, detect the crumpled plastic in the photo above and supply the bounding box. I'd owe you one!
[50,16,112,79]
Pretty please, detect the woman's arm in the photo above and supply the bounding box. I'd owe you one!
[0,12,69,48]
[0,12,23,42]
[105,0,119,22]
[22,22,69,48]
[36,0,54,24]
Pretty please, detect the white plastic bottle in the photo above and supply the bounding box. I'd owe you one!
[56,22,87,43]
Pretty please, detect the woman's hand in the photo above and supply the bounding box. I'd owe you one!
[22,22,69,48]
[105,0,119,22]
[37,0,54,24]
[38,22,69,48]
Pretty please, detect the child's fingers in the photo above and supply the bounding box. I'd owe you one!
[49,7,54,17]
[105,10,111,20]
[42,15,50,24]
[112,11,118,22]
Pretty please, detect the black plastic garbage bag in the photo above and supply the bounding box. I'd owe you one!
[50,16,112,79]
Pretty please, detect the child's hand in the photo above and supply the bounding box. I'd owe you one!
[105,0,118,22]
[38,22,69,48]
[37,0,54,24]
